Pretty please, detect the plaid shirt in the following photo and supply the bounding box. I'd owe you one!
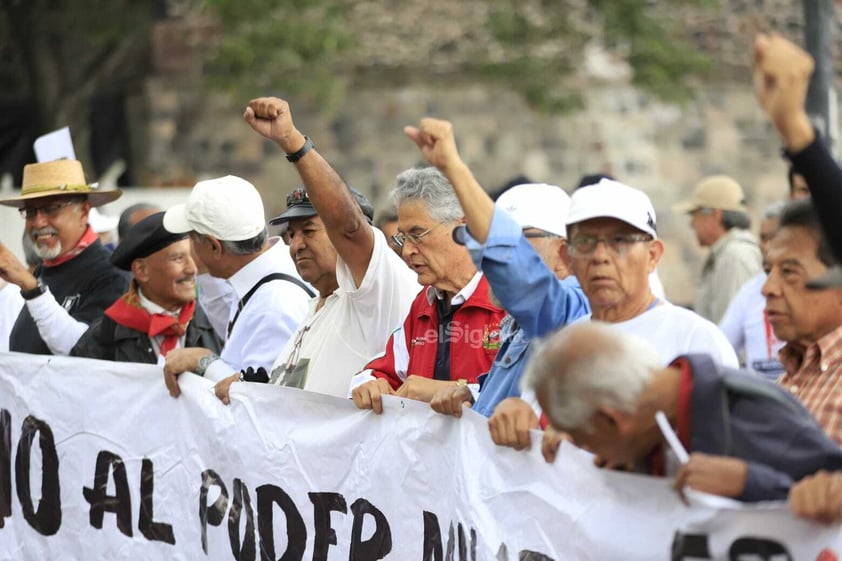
[778,324,842,445]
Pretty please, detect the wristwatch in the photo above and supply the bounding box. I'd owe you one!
[196,354,219,376]
[285,135,315,163]
[20,279,46,300]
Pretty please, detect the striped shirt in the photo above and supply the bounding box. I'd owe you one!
[778,324,842,444]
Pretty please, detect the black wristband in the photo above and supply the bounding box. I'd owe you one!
[20,280,46,300]
[285,135,315,163]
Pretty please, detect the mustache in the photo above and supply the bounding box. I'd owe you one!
[31,227,59,238]
[175,275,195,284]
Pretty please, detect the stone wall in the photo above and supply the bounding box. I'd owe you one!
[129,1,842,306]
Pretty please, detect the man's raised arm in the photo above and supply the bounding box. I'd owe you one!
[404,118,495,243]
[244,96,374,286]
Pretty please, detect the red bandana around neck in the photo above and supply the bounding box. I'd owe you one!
[105,283,196,357]
[42,226,98,268]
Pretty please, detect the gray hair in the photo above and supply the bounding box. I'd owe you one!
[219,228,268,255]
[390,167,464,223]
[763,201,786,221]
[195,228,268,256]
[118,202,161,240]
[521,322,661,431]
[721,209,751,230]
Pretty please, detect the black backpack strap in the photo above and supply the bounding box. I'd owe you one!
[227,273,315,337]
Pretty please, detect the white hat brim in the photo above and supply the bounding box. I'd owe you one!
[162,204,192,234]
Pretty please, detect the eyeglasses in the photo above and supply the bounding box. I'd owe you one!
[568,233,653,257]
[19,200,80,220]
[391,222,444,249]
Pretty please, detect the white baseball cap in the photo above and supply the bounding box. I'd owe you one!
[163,175,266,241]
[566,178,657,238]
[496,183,570,237]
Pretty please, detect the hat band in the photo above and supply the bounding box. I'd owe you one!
[22,183,91,195]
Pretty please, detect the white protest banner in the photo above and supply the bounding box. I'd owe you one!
[0,351,840,560]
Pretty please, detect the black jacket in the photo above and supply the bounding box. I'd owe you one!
[71,304,222,364]
[787,137,842,263]
[10,240,129,354]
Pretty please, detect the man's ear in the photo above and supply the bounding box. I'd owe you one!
[554,239,572,278]
[596,406,634,436]
[560,240,573,269]
[78,200,92,225]
[648,239,664,273]
[207,236,223,258]
[132,258,148,282]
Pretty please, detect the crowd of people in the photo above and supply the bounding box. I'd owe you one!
[2,33,842,525]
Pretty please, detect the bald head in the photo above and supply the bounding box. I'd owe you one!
[522,322,660,431]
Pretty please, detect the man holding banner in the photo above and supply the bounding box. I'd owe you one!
[523,321,842,502]
[405,118,737,453]
[161,175,311,395]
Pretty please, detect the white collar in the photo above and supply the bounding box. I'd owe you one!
[424,271,483,306]
[136,286,178,317]
[226,241,281,300]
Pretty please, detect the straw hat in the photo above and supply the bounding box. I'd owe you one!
[0,160,122,209]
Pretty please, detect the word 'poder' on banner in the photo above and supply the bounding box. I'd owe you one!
[0,352,839,560]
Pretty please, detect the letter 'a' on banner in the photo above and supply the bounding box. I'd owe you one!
[0,352,840,560]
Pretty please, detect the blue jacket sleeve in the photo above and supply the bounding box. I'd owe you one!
[739,462,793,502]
[464,207,590,340]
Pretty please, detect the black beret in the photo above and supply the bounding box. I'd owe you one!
[111,211,189,271]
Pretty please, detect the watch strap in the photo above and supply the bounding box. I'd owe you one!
[285,135,315,163]
[20,280,46,300]
[196,353,219,376]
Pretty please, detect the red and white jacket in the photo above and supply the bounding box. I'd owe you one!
[359,273,505,390]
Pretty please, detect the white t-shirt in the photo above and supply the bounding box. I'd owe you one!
[718,272,784,380]
[577,301,740,368]
[269,227,420,397]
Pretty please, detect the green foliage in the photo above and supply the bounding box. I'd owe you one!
[198,0,717,113]
[482,0,718,112]
[592,0,715,102]
[200,0,353,110]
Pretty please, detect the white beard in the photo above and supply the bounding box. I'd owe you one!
[30,228,62,260]
[33,242,62,260]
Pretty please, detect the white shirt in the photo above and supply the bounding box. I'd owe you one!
[269,227,420,397]
[718,272,784,380]
[577,300,740,368]
[137,287,186,363]
[204,241,310,382]
[0,282,23,352]
[196,272,237,342]
[25,288,89,355]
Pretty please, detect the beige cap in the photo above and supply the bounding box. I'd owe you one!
[673,175,747,214]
